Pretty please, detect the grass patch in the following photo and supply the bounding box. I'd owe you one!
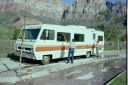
[0,53,8,58]
[0,39,15,58]
[110,71,126,85]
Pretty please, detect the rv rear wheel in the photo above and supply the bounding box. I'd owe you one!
[86,51,91,58]
[41,56,50,64]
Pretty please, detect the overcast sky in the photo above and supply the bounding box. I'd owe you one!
[62,0,126,4]
[62,0,74,4]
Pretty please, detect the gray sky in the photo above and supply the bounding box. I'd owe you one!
[62,0,126,4]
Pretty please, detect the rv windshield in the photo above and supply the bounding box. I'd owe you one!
[19,29,40,40]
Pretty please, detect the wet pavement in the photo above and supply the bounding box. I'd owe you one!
[0,51,126,85]
[0,57,126,85]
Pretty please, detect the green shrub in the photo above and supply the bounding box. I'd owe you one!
[120,34,126,41]
[13,28,21,40]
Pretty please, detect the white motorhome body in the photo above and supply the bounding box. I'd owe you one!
[14,24,104,63]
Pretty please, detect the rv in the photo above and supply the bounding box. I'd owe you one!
[14,24,104,64]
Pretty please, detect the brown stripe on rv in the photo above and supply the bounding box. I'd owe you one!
[35,45,104,52]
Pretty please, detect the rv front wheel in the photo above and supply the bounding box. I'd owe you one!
[41,56,50,64]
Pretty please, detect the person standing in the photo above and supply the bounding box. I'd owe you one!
[67,38,76,64]
[96,41,99,58]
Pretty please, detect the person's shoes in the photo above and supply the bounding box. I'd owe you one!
[66,62,69,64]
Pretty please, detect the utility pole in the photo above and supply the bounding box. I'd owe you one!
[91,0,94,27]
[18,0,26,74]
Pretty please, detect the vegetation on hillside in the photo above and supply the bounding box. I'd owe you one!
[0,1,126,41]
[0,14,126,41]
[13,28,21,40]
[0,24,20,40]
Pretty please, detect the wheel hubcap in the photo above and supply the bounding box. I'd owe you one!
[44,56,49,61]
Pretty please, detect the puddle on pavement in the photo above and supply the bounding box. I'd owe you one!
[98,54,120,59]
[100,68,108,72]
[47,59,124,80]
[75,72,94,80]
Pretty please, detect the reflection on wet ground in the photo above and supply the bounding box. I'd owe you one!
[12,57,126,85]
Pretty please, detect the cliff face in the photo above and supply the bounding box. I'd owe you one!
[0,0,62,20]
[62,0,107,20]
[0,0,126,24]
[0,0,107,20]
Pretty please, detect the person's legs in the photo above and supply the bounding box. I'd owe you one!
[96,47,99,58]
[67,48,71,63]
[71,50,74,64]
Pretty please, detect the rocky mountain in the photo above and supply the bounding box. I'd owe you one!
[0,0,126,25]
[0,0,106,23]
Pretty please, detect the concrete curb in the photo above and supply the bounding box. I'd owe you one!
[0,56,126,84]
[0,58,10,60]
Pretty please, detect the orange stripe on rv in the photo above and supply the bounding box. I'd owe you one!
[35,45,104,52]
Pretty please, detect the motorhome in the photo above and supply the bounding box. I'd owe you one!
[14,24,104,64]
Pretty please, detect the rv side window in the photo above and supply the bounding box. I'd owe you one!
[40,29,55,40]
[98,36,103,41]
[57,32,70,41]
[74,34,84,42]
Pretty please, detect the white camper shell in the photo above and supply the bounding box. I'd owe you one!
[14,24,104,64]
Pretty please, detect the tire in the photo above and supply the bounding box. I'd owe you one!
[86,51,91,58]
[41,55,50,64]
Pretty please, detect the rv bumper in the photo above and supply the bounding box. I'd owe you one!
[14,51,36,60]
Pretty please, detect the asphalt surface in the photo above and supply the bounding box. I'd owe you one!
[0,50,126,85]
[13,58,126,85]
